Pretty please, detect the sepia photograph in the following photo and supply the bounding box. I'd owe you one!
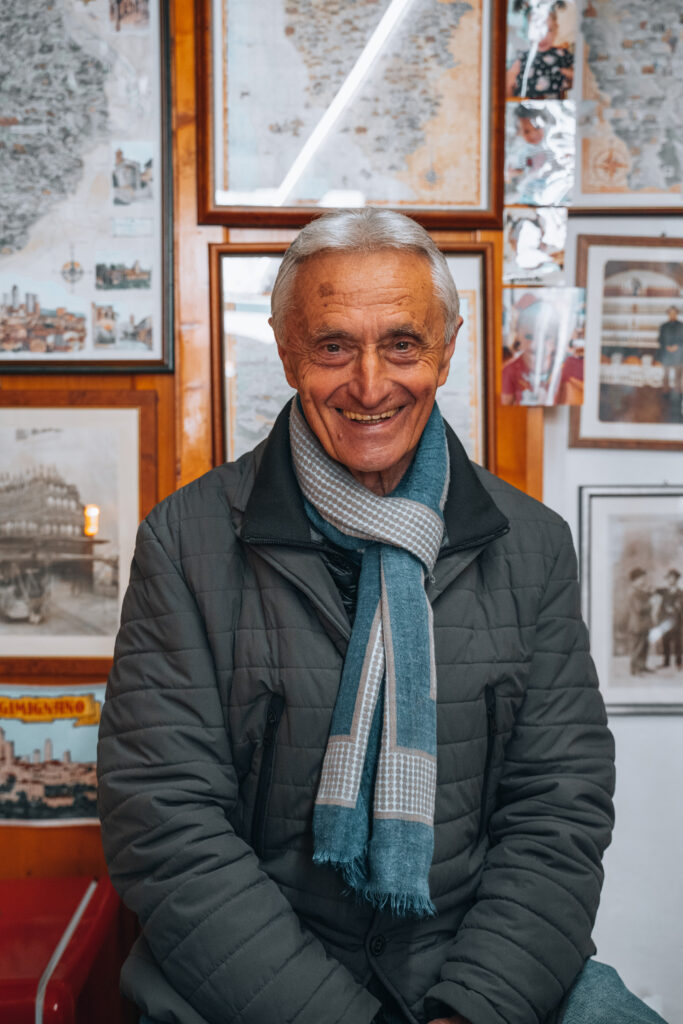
[580,484,683,711]
[0,682,105,824]
[0,406,140,658]
[571,235,683,449]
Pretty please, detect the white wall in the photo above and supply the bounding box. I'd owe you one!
[541,216,683,1022]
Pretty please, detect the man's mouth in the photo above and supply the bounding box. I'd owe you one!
[339,407,400,422]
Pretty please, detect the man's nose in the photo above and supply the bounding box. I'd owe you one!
[347,348,390,407]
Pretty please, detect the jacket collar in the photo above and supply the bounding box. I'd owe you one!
[239,399,509,552]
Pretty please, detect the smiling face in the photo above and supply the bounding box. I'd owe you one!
[273,250,459,495]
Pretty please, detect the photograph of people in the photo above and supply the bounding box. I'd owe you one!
[502,289,584,405]
[506,0,576,100]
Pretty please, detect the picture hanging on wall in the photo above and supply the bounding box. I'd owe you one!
[570,235,683,450]
[580,484,683,713]
[505,0,576,101]
[209,242,496,468]
[574,0,683,211]
[0,1,173,371]
[0,682,106,825]
[502,285,585,406]
[0,390,157,677]
[195,0,505,228]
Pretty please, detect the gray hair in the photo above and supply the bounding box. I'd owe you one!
[270,208,460,344]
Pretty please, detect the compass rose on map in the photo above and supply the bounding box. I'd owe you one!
[60,249,85,289]
[585,135,631,191]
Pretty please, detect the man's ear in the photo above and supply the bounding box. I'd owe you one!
[438,316,463,387]
[273,326,299,390]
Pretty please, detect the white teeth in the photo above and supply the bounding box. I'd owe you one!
[341,408,398,422]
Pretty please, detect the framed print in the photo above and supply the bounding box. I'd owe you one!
[196,0,505,228]
[505,0,576,101]
[570,235,683,449]
[209,241,496,468]
[580,484,683,712]
[502,286,585,406]
[573,1,683,212]
[0,2,173,372]
[0,682,106,824]
[0,390,157,678]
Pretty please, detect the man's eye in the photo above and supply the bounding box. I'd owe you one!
[393,339,414,352]
[324,342,341,353]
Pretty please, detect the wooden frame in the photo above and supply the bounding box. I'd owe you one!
[569,234,683,450]
[195,0,505,228]
[0,389,157,680]
[579,484,683,713]
[0,3,174,373]
[209,240,497,469]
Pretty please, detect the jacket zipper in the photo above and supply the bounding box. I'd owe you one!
[251,693,285,858]
[477,685,497,842]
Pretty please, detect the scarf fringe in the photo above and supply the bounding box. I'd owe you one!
[314,850,436,918]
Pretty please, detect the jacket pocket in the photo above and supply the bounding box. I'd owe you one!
[477,684,497,842]
[251,693,285,858]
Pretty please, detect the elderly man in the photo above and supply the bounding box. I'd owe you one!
[98,210,662,1024]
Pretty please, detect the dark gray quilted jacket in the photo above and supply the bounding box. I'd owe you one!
[98,404,615,1024]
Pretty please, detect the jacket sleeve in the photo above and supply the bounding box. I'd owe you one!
[97,514,380,1024]
[424,523,616,1024]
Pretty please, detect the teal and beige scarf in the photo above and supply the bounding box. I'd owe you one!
[289,399,449,916]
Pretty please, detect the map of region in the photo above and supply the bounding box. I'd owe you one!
[0,0,109,254]
[579,0,683,200]
[224,0,485,207]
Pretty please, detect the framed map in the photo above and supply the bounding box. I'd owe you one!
[209,241,495,467]
[0,0,173,371]
[574,0,683,211]
[196,0,505,228]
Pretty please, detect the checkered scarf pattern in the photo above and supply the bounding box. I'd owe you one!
[289,399,449,916]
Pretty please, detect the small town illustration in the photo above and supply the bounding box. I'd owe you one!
[0,692,100,820]
[0,285,86,354]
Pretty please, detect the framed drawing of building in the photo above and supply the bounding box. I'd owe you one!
[196,0,505,228]
[0,390,157,678]
[208,241,496,468]
[570,235,683,449]
[580,484,683,712]
[573,0,683,212]
[0,1,173,371]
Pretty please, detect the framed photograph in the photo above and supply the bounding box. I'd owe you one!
[195,0,505,228]
[0,390,157,678]
[580,484,683,712]
[503,99,575,207]
[505,0,576,101]
[570,235,683,450]
[503,206,567,284]
[0,2,173,371]
[502,286,585,406]
[574,1,683,212]
[0,682,106,825]
[209,241,496,468]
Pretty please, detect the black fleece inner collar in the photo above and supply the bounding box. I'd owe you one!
[240,400,509,552]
